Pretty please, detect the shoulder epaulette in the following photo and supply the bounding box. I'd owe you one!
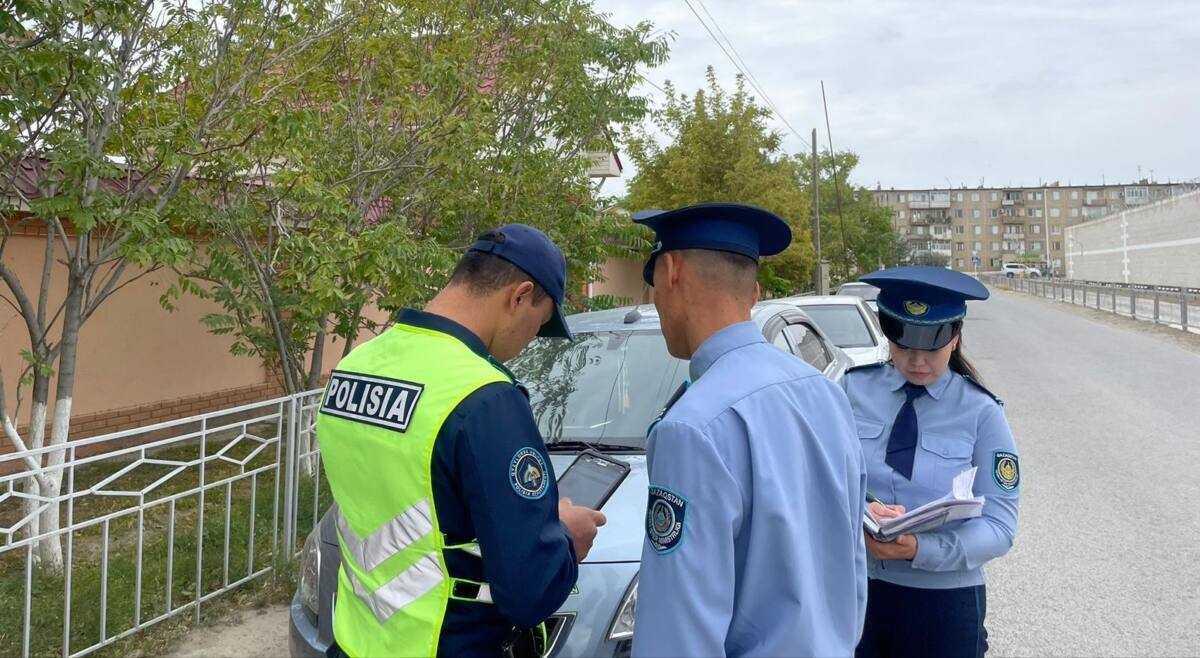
[962,375,1004,406]
[844,361,888,376]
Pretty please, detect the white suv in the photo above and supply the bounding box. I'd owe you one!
[1002,263,1042,277]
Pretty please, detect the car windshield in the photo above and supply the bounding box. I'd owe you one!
[800,304,877,348]
[508,330,686,450]
[838,283,879,301]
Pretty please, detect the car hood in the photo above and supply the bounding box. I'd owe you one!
[550,453,647,564]
[842,346,888,368]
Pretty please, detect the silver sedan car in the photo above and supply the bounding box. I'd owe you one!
[777,295,890,368]
[289,302,850,657]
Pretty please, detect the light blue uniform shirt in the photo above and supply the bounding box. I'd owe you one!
[841,363,1020,589]
[633,321,868,658]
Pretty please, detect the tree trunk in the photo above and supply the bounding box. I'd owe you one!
[36,277,85,571]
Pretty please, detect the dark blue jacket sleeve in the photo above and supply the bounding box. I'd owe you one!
[449,382,577,628]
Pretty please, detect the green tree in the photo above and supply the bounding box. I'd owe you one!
[175,0,669,396]
[622,68,812,297]
[0,0,347,569]
[796,151,900,283]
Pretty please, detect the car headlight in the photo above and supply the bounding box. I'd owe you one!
[298,529,322,616]
[606,574,638,641]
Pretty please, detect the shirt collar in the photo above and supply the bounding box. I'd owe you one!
[689,321,765,381]
[395,308,517,381]
[885,363,955,400]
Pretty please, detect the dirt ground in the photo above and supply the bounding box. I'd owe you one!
[167,604,291,657]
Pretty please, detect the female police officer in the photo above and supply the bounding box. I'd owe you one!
[843,266,1020,658]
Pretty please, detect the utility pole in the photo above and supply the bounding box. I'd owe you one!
[810,128,828,294]
[821,81,849,281]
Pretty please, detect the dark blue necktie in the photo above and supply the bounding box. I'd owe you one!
[886,383,927,479]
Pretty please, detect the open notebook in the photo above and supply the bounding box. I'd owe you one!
[864,467,984,542]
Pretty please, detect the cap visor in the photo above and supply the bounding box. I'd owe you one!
[878,312,957,351]
[538,304,573,340]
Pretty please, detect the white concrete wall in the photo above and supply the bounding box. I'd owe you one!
[1066,190,1200,286]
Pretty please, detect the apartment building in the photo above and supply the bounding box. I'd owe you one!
[872,181,1196,274]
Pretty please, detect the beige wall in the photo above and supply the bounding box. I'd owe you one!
[591,257,650,306]
[1,230,268,428]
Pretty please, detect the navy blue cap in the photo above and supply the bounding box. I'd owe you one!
[860,266,989,350]
[632,202,792,286]
[468,224,572,339]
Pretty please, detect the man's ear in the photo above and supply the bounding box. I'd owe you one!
[661,251,683,289]
[508,280,536,310]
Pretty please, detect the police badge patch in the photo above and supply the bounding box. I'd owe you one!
[646,486,686,554]
[993,451,1020,490]
[509,447,549,499]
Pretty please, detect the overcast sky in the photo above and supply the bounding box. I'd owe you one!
[592,0,1200,195]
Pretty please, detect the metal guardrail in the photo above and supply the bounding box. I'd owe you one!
[0,389,326,658]
[981,274,1200,334]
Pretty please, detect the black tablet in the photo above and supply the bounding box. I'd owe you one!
[556,449,631,510]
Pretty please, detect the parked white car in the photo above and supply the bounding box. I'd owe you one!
[1001,263,1042,278]
[776,295,890,367]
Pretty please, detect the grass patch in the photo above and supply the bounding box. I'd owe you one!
[0,422,331,658]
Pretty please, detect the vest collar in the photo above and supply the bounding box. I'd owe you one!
[395,309,517,382]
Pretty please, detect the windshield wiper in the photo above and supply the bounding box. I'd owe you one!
[546,440,643,453]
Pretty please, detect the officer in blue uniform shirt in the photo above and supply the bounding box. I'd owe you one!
[843,266,1021,658]
[630,203,868,658]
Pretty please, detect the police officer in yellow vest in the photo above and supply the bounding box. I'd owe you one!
[319,225,607,658]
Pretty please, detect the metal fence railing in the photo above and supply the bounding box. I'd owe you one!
[0,389,326,658]
[981,274,1200,334]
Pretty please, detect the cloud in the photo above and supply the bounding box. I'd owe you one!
[593,0,1200,193]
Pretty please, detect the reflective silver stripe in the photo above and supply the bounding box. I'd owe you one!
[337,500,434,572]
[343,551,445,623]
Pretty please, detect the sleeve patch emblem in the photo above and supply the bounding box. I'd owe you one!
[993,451,1020,490]
[509,447,549,499]
[319,370,424,432]
[646,486,687,554]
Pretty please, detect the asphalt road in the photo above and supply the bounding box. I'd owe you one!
[970,288,1200,656]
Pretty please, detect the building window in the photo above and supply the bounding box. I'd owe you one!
[897,210,906,219]
[916,226,926,235]
[973,241,982,251]
[990,192,999,202]
[974,225,982,235]
[956,258,964,268]
[972,209,981,219]
[991,226,999,235]
[954,209,963,218]
[1050,207,1061,218]
[990,209,999,218]
[1033,224,1042,234]
[1034,208,1043,218]
[1052,226,1062,235]
[956,192,964,202]
[1070,208,1080,218]
[992,241,1001,251]
[1052,190,1061,201]
[899,193,907,202]
[971,192,981,202]
[1053,241,1062,250]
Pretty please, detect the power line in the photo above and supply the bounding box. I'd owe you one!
[680,0,811,151]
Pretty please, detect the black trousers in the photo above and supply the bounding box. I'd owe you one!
[856,578,988,658]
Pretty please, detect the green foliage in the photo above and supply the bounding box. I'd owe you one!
[795,150,901,284]
[621,68,899,295]
[622,69,812,297]
[175,0,669,390]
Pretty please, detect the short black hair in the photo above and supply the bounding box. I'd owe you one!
[448,249,549,302]
[680,249,759,300]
